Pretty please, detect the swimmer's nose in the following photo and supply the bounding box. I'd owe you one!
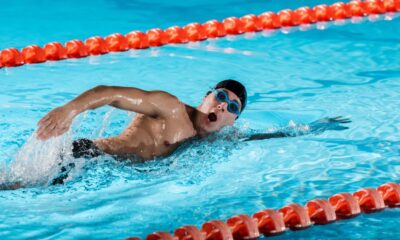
[217,102,227,112]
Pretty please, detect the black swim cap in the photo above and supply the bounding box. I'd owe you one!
[214,79,247,112]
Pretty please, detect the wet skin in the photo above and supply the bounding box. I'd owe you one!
[36,85,242,160]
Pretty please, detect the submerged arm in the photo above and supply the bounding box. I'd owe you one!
[243,116,351,141]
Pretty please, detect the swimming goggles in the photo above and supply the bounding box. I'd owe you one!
[213,89,241,116]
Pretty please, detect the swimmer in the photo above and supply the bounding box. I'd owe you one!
[34,79,349,185]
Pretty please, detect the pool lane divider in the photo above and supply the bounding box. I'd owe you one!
[0,0,399,68]
[126,182,400,240]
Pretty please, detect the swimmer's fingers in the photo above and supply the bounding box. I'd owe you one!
[37,113,52,127]
[37,120,58,140]
[328,116,351,124]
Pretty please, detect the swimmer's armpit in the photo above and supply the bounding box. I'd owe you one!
[243,116,351,141]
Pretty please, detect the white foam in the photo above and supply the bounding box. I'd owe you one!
[1,132,73,187]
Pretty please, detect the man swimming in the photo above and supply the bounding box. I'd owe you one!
[1,79,349,189]
[37,79,248,160]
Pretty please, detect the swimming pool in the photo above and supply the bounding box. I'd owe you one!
[1,0,400,239]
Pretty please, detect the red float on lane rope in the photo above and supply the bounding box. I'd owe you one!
[165,26,188,44]
[65,40,88,58]
[279,204,312,230]
[203,20,226,38]
[240,14,262,32]
[278,9,300,27]
[330,2,352,19]
[253,209,285,236]
[377,182,400,207]
[223,17,243,35]
[44,42,67,61]
[295,7,317,24]
[329,192,361,219]
[184,23,207,42]
[2,0,400,68]
[105,33,129,52]
[313,4,332,21]
[21,45,46,64]
[126,31,149,49]
[227,214,259,240]
[146,28,168,47]
[347,0,366,17]
[130,183,400,240]
[306,199,336,224]
[353,188,386,213]
[0,48,24,67]
[258,12,281,29]
[174,225,205,240]
[363,0,386,14]
[85,36,109,55]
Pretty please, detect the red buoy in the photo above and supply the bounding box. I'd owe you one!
[253,209,286,236]
[382,0,400,12]
[203,20,226,38]
[306,199,336,224]
[377,182,400,207]
[347,0,366,17]
[174,225,205,240]
[258,12,281,29]
[278,9,300,27]
[313,4,332,21]
[105,33,129,52]
[146,28,168,47]
[240,14,262,32]
[329,192,361,219]
[126,31,149,49]
[202,220,233,240]
[329,2,351,20]
[295,7,317,24]
[227,214,259,240]
[146,232,176,240]
[279,204,311,230]
[0,48,24,67]
[85,36,109,55]
[363,0,386,14]
[44,42,67,61]
[183,23,207,42]
[21,45,46,64]
[65,40,88,58]
[165,26,188,44]
[353,188,386,213]
[223,17,243,34]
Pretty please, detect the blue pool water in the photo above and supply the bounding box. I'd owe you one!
[1,0,400,239]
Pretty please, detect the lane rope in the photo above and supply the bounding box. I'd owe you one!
[0,0,399,68]
[126,182,400,240]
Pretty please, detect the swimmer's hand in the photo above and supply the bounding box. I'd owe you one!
[36,105,78,140]
[308,116,351,134]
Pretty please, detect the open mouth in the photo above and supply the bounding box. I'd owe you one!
[208,112,217,122]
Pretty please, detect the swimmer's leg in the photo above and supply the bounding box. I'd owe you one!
[51,138,104,185]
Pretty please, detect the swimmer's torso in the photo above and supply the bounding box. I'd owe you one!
[94,104,197,160]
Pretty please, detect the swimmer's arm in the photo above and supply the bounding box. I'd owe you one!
[242,116,351,141]
[37,85,180,140]
[67,85,180,117]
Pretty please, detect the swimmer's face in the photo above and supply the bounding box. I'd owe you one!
[197,88,242,133]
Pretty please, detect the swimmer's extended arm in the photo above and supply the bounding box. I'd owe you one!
[243,116,351,141]
[68,85,180,117]
[37,85,181,140]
